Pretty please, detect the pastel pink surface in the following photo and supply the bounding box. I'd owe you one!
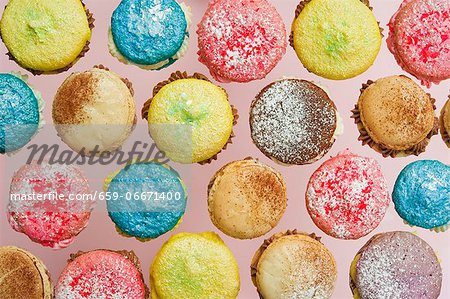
[387,0,450,87]
[306,150,390,240]
[8,162,92,249]
[0,1,449,299]
[197,0,286,83]
[55,250,146,299]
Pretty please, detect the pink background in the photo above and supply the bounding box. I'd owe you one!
[0,0,449,298]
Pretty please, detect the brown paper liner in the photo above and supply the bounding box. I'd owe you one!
[68,249,150,299]
[441,98,450,147]
[94,64,135,96]
[289,0,383,48]
[141,71,239,165]
[250,229,322,299]
[1,1,95,75]
[351,79,439,157]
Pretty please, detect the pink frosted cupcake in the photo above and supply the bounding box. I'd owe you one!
[197,0,287,83]
[8,162,93,249]
[387,0,450,87]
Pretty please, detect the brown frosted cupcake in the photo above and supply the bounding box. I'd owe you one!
[142,71,238,164]
[0,246,53,299]
[352,75,438,157]
[55,249,149,299]
[251,230,337,299]
[440,97,450,148]
[53,65,136,155]
[208,158,287,239]
[0,0,94,75]
[250,79,342,165]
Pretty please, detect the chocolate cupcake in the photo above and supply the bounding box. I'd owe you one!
[0,0,94,75]
[440,97,450,148]
[250,79,342,165]
[350,231,442,299]
[352,75,438,157]
[142,71,238,164]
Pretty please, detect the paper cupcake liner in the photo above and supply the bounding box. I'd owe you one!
[289,0,383,49]
[68,249,150,299]
[440,98,450,147]
[142,71,239,165]
[402,219,450,233]
[351,79,439,158]
[250,229,322,299]
[2,1,95,75]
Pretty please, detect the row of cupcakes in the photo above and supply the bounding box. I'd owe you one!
[0,0,448,86]
[1,69,449,160]
[7,154,449,250]
[0,229,443,298]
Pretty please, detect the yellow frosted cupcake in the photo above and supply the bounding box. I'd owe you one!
[291,0,381,80]
[0,0,93,74]
[142,71,237,164]
[150,232,240,299]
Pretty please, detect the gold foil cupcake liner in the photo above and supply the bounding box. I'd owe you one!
[142,71,239,165]
[351,79,439,158]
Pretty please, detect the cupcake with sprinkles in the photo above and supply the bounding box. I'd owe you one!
[387,0,450,87]
[109,0,191,70]
[55,249,148,299]
[350,231,442,299]
[291,0,382,80]
[250,79,343,165]
[393,160,450,232]
[0,73,44,154]
[8,161,93,249]
[306,150,390,240]
[197,0,287,83]
[441,97,450,147]
[104,161,187,241]
[142,71,237,164]
[0,0,94,74]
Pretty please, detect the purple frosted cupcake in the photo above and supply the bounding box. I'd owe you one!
[350,231,442,299]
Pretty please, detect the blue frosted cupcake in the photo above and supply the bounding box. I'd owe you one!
[0,73,44,153]
[109,0,191,70]
[393,160,450,232]
[104,161,187,241]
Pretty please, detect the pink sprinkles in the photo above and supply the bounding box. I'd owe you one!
[197,0,287,82]
[306,150,390,239]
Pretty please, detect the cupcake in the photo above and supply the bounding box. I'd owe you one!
[55,249,148,299]
[250,79,342,165]
[441,97,450,147]
[8,161,93,249]
[0,246,53,299]
[197,0,286,83]
[208,158,287,239]
[0,0,94,74]
[150,232,240,299]
[142,71,237,164]
[104,161,187,241]
[291,0,382,80]
[306,150,390,240]
[351,75,438,157]
[53,65,136,155]
[0,73,44,153]
[251,230,337,299]
[109,0,191,70]
[387,0,450,87]
[350,231,442,299]
[393,160,450,232]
